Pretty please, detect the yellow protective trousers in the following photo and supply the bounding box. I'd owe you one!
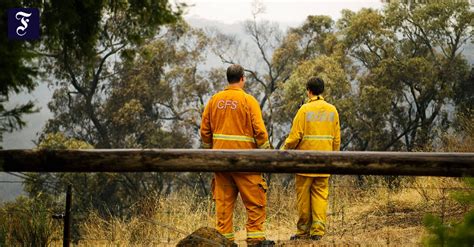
[295,175,329,237]
[212,172,267,241]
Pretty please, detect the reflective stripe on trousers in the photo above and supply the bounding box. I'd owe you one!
[247,231,265,239]
[222,232,235,240]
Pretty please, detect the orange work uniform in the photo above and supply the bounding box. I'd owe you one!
[200,85,270,241]
[282,96,340,238]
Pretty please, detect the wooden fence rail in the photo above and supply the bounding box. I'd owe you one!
[1,149,473,177]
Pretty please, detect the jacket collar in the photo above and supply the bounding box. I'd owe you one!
[308,95,324,103]
[225,84,244,91]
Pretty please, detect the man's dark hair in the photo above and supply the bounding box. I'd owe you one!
[306,77,324,95]
[227,64,244,83]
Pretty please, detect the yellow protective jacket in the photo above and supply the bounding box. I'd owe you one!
[282,96,340,177]
[200,85,270,149]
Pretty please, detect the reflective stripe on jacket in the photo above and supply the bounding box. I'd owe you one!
[200,85,269,149]
[282,96,341,177]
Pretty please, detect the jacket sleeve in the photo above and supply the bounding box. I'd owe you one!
[281,107,305,150]
[333,110,341,151]
[200,98,213,149]
[248,95,270,149]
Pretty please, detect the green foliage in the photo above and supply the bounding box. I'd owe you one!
[276,2,473,151]
[1,0,183,148]
[423,178,474,246]
[99,21,218,148]
[37,132,94,150]
[42,20,219,149]
[0,101,37,144]
[453,68,474,120]
[0,195,61,246]
[452,179,474,206]
[279,55,352,123]
[42,0,184,59]
[37,0,184,148]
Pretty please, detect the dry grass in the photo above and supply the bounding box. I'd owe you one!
[62,120,474,246]
[75,190,215,246]
[441,115,474,153]
[67,175,471,246]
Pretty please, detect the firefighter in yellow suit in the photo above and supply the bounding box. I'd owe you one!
[200,64,273,246]
[282,77,341,241]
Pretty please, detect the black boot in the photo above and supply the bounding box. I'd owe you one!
[310,235,322,240]
[247,239,276,247]
[290,234,309,240]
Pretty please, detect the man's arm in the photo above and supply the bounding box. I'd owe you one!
[281,107,305,150]
[248,95,270,149]
[333,110,341,151]
[200,99,213,149]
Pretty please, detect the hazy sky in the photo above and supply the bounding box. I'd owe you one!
[183,0,383,25]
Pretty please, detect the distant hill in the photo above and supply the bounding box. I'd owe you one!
[0,173,24,204]
[462,42,474,65]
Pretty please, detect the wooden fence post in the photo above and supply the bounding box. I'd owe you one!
[63,184,72,247]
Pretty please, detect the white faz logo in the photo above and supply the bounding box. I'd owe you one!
[15,11,32,36]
